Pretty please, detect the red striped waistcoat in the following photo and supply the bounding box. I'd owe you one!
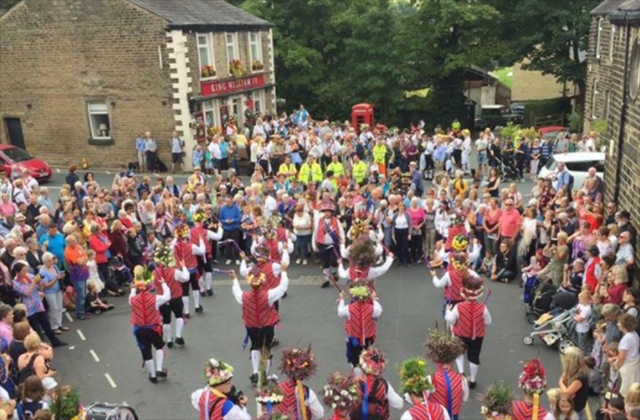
[278,380,311,420]
[444,268,463,302]
[345,300,376,344]
[174,240,198,270]
[198,389,226,420]
[511,400,549,420]
[242,289,279,328]
[153,266,182,299]
[358,376,390,420]
[429,367,464,416]
[408,402,447,420]
[349,266,370,281]
[266,237,282,262]
[130,292,161,327]
[445,225,466,251]
[257,261,279,290]
[316,217,340,245]
[277,227,288,242]
[191,225,212,257]
[453,301,486,339]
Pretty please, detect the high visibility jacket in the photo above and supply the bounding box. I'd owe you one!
[299,163,322,185]
[352,161,368,184]
[373,144,387,164]
[326,162,345,177]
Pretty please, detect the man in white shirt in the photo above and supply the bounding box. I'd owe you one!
[169,131,184,174]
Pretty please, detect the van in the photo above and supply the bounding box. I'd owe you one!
[538,152,605,188]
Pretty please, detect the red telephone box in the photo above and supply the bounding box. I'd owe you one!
[351,103,374,132]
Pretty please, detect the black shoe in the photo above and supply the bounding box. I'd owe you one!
[167,341,174,349]
[250,373,259,384]
[184,313,191,319]
[207,289,213,297]
[175,337,185,346]
[52,340,67,348]
[271,337,280,347]
[157,370,168,379]
[321,281,330,288]
[283,292,288,298]
[469,381,477,390]
[149,375,158,384]
[195,306,203,314]
[199,291,206,297]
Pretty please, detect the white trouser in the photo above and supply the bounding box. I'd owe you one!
[45,292,63,330]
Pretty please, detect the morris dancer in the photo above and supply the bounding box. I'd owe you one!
[445,214,468,252]
[344,217,384,253]
[252,215,295,263]
[338,238,393,285]
[511,359,553,420]
[191,358,251,420]
[278,346,325,420]
[312,200,345,288]
[432,236,478,309]
[192,209,223,297]
[173,223,205,317]
[129,265,170,384]
[337,280,381,368]
[352,347,403,419]
[232,266,288,384]
[425,330,468,420]
[445,275,491,390]
[152,245,188,348]
[398,357,450,420]
[320,371,362,420]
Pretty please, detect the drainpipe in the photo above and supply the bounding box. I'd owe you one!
[613,15,631,203]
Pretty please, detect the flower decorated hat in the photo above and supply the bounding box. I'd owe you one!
[319,200,335,213]
[256,378,285,406]
[348,238,377,269]
[350,217,371,240]
[204,358,234,387]
[348,279,374,301]
[175,222,190,239]
[51,386,84,420]
[450,252,469,271]
[481,381,514,420]
[321,371,362,412]
[153,244,174,267]
[451,234,470,252]
[193,209,207,223]
[132,265,153,292]
[461,274,484,300]
[253,243,271,261]
[279,345,317,382]
[359,347,386,376]
[518,359,547,395]
[399,357,433,396]
[247,266,267,289]
[425,329,466,365]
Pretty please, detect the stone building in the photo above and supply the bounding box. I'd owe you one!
[585,0,640,273]
[0,0,275,168]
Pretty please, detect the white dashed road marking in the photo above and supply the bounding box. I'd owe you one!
[65,312,74,323]
[90,349,100,363]
[105,373,117,388]
[77,330,86,341]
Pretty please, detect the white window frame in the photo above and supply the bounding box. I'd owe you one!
[609,25,616,63]
[596,18,603,59]
[591,79,599,119]
[249,32,263,71]
[253,90,265,114]
[87,101,111,140]
[197,33,215,78]
[226,32,239,64]
[203,99,220,129]
[604,89,611,119]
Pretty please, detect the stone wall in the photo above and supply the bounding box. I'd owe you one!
[0,0,176,167]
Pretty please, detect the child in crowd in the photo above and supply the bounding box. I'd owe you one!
[63,285,76,312]
[429,240,449,269]
[85,250,104,294]
[604,342,620,390]
[592,293,604,321]
[573,290,593,353]
[591,323,607,367]
[554,393,579,420]
[478,249,493,275]
[546,388,561,410]
[584,356,603,396]
[520,255,541,287]
[84,280,114,315]
[468,237,482,270]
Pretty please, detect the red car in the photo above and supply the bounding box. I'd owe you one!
[538,126,570,141]
[0,145,52,182]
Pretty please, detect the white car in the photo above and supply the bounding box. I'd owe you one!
[538,152,605,188]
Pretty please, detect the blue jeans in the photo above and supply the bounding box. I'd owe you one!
[295,234,311,259]
[73,280,87,318]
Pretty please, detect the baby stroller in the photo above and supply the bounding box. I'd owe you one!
[497,156,520,181]
[525,282,556,324]
[522,308,577,354]
[110,256,133,287]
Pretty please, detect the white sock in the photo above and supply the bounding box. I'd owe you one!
[266,358,271,374]
[192,290,200,309]
[182,296,190,315]
[162,324,172,342]
[455,355,465,375]
[144,360,156,377]
[155,349,164,372]
[175,318,185,338]
[205,272,213,291]
[250,350,260,374]
[469,363,479,382]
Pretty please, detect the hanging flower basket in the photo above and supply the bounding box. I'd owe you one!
[201,65,216,78]
[229,60,245,77]
[252,60,264,71]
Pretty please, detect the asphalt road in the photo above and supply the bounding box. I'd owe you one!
[40,169,567,419]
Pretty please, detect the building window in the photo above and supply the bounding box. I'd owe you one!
[203,99,220,129]
[87,102,111,140]
[253,90,265,114]
[197,34,215,78]
[609,25,616,63]
[596,18,603,59]
[226,32,239,62]
[591,79,599,119]
[249,32,263,71]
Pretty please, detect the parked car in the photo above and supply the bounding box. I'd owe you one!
[474,105,524,130]
[0,145,52,182]
[509,102,525,116]
[538,152,605,188]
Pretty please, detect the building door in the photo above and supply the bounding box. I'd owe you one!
[4,118,26,150]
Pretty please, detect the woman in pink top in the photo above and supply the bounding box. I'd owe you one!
[0,193,17,219]
[0,304,14,346]
[407,197,427,264]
